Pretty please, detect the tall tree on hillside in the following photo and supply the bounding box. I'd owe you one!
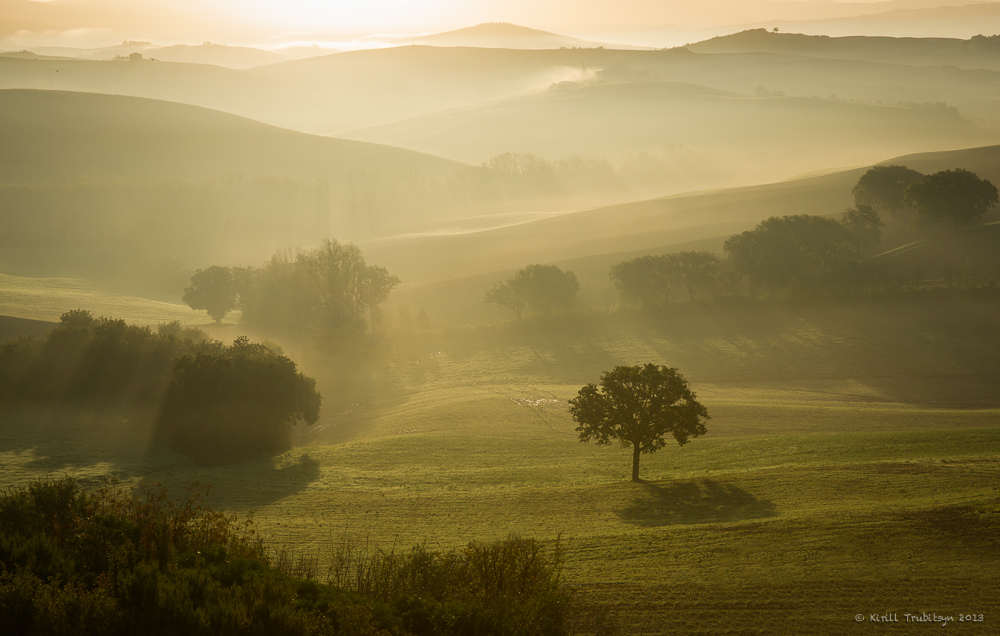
[296,239,401,332]
[570,364,709,482]
[903,169,999,229]
[182,266,237,323]
[852,165,923,216]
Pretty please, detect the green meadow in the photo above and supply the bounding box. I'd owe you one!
[3,297,997,634]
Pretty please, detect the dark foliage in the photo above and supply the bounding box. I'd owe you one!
[156,337,322,465]
[852,165,924,216]
[0,311,215,405]
[485,264,579,319]
[0,478,571,636]
[904,169,999,229]
[724,215,857,297]
[609,251,721,307]
[183,265,237,323]
[230,240,400,337]
[570,364,709,482]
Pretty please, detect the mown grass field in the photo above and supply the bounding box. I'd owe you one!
[0,272,213,326]
[1,296,998,634]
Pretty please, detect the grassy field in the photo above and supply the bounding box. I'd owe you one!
[0,272,230,326]
[1,296,998,634]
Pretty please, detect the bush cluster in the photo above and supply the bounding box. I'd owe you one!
[0,311,215,405]
[0,478,571,636]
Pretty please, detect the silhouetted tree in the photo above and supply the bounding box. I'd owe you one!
[570,364,709,482]
[903,169,999,229]
[841,204,884,255]
[724,215,856,296]
[486,264,579,318]
[852,165,923,215]
[157,336,321,465]
[182,265,237,323]
[664,251,721,301]
[485,279,527,320]
[610,255,671,308]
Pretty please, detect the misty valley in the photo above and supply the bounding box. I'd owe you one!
[2,14,1000,636]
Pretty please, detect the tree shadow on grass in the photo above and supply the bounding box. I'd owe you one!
[138,452,323,512]
[619,480,777,527]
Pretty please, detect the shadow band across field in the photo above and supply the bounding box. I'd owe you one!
[619,480,777,527]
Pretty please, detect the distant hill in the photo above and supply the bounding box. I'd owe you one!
[0,89,470,287]
[345,78,997,191]
[361,143,1000,288]
[0,89,458,185]
[395,22,649,50]
[688,29,1000,72]
[758,2,1000,39]
[124,43,284,69]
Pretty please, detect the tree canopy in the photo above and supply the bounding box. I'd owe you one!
[724,215,856,296]
[903,169,999,228]
[156,336,321,465]
[609,251,721,307]
[486,264,579,319]
[182,265,237,323]
[852,165,924,215]
[840,204,884,255]
[225,240,399,336]
[570,364,709,482]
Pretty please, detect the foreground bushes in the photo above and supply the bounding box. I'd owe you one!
[0,478,570,636]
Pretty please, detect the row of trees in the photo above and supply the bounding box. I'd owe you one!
[0,310,321,465]
[183,239,400,336]
[606,166,997,305]
[852,165,998,227]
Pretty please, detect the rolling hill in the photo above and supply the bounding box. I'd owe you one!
[344,78,997,188]
[688,29,1000,72]
[394,22,649,50]
[359,143,1000,324]
[0,88,459,185]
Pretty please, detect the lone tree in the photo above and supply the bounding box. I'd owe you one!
[570,364,709,482]
[903,169,999,229]
[182,265,236,323]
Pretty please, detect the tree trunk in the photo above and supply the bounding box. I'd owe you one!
[632,442,641,482]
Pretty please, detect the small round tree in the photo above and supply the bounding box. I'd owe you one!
[570,364,709,482]
[182,265,237,323]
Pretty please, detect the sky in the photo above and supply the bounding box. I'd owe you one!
[2,0,996,49]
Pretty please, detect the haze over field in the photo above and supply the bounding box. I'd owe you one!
[2,2,1000,635]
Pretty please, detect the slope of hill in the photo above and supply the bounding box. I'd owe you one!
[760,2,1000,39]
[141,43,284,69]
[0,89,459,184]
[362,143,1000,297]
[3,43,998,142]
[395,22,648,50]
[688,29,1000,72]
[0,89,471,287]
[344,79,997,188]
[0,55,337,132]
